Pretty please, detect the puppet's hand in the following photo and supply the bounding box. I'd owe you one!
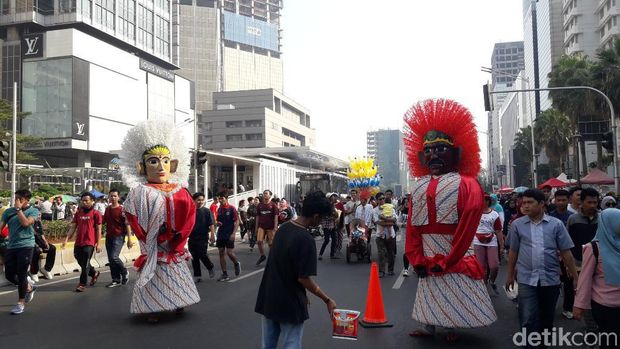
[414,266,428,278]
[430,264,443,273]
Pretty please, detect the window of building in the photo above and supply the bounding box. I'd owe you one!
[155,15,170,57]
[94,0,115,31]
[226,134,243,142]
[204,122,212,131]
[246,133,263,141]
[245,120,263,127]
[118,0,136,41]
[22,58,73,138]
[226,121,243,128]
[137,4,154,50]
[59,0,75,14]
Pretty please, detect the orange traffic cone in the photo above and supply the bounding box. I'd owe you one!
[360,262,393,328]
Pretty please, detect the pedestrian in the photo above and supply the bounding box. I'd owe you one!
[404,99,497,342]
[548,189,572,226]
[103,189,133,288]
[94,197,107,216]
[318,194,338,260]
[62,192,103,292]
[215,193,241,281]
[374,193,397,277]
[567,186,582,214]
[505,189,579,348]
[343,190,360,237]
[564,187,600,330]
[0,189,40,314]
[400,194,411,276]
[39,197,52,221]
[549,189,575,318]
[120,120,200,322]
[238,199,248,242]
[52,196,66,220]
[351,194,373,240]
[255,189,278,266]
[278,198,294,224]
[189,192,216,282]
[30,216,56,280]
[573,208,620,349]
[473,194,504,294]
[246,197,258,251]
[333,194,345,255]
[255,191,337,349]
[601,195,617,210]
[541,185,555,213]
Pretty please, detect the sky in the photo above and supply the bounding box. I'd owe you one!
[280,0,524,166]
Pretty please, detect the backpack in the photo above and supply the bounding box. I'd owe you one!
[591,241,600,276]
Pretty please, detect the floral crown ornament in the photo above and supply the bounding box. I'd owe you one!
[119,120,191,188]
[403,99,481,177]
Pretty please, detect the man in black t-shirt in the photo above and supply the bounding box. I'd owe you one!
[255,191,337,348]
[188,192,215,282]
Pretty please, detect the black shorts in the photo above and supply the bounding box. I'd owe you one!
[216,239,234,249]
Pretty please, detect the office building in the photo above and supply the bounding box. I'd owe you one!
[176,0,283,112]
[200,89,315,150]
[366,129,408,190]
[563,0,620,56]
[0,1,194,169]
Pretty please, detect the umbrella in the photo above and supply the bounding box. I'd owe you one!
[580,168,614,185]
[538,178,567,189]
[498,186,514,194]
[514,186,529,193]
[54,194,78,203]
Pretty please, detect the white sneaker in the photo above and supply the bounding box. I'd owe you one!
[10,303,24,315]
[402,269,409,277]
[41,269,53,280]
[29,274,39,283]
[27,276,36,285]
[562,311,574,319]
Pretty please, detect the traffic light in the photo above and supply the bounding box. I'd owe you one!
[197,150,207,165]
[603,131,614,152]
[483,84,493,111]
[0,141,9,171]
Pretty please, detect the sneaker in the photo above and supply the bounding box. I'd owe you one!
[490,283,500,296]
[27,275,35,285]
[217,274,230,282]
[403,269,410,277]
[562,311,574,319]
[121,272,129,285]
[41,269,53,280]
[106,281,121,288]
[29,273,40,283]
[234,261,241,276]
[25,285,37,303]
[75,284,86,292]
[90,271,101,286]
[193,277,202,283]
[208,268,215,279]
[256,255,266,266]
[10,303,24,315]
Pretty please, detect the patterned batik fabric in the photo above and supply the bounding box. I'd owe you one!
[411,234,497,328]
[410,173,461,226]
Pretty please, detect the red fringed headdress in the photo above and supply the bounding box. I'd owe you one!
[403,99,481,178]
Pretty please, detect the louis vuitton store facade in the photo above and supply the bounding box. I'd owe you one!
[11,28,194,168]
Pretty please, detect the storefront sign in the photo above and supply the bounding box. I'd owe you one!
[24,139,72,150]
[139,59,175,82]
[21,33,44,58]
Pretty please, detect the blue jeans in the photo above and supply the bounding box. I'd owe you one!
[517,283,560,347]
[261,316,304,349]
[106,235,127,282]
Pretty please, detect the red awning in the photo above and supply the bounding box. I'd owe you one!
[538,178,568,189]
[580,168,614,185]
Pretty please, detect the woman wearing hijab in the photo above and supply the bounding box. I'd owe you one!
[601,196,617,210]
[573,208,620,349]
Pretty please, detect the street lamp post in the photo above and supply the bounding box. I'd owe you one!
[488,86,619,194]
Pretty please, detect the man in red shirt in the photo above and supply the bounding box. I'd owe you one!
[104,189,133,288]
[62,192,103,292]
[255,190,278,266]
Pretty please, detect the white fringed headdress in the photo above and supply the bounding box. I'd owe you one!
[119,120,191,188]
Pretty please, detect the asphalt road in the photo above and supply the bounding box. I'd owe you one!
[0,235,586,349]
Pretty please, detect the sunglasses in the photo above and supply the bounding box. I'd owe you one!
[606,202,617,207]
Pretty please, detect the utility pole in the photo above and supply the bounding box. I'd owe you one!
[11,81,17,205]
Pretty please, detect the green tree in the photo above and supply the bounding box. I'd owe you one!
[592,38,620,114]
[0,99,38,162]
[534,109,573,176]
[512,126,538,187]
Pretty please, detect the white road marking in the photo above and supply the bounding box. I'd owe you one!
[228,268,264,283]
[392,273,406,289]
[0,270,112,296]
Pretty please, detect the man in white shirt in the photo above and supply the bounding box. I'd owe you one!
[567,187,581,214]
[351,196,374,235]
[343,190,360,236]
[52,197,66,220]
[39,197,53,221]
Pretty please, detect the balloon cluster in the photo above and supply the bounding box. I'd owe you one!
[347,157,381,198]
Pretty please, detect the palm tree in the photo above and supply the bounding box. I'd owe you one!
[513,126,538,186]
[592,38,620,114]
[534,109,573,176]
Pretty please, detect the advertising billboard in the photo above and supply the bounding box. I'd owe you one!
[223,11,279,52]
